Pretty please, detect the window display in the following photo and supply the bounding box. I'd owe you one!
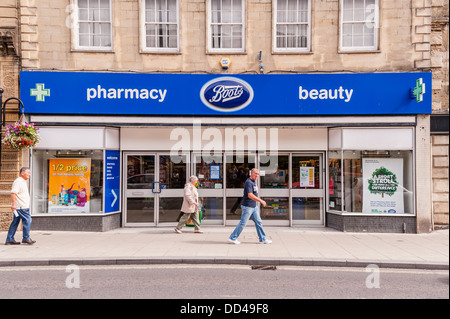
[226,154,255,189]
[32,150,104,214]
[195,154,223,189]
[329,150,414,214]
[293,155,320,189]
[328,151,342,211]
[260,155,289,189]
[261,197,289,220]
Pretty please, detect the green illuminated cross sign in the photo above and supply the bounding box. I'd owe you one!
[412,78,425,102]
[30,83,51,102]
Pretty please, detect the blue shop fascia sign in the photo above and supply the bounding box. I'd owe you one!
[20,71,431,116]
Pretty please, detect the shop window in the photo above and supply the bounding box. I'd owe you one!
[127,197,154,223]
[159,197,184,222]
[226,197,243,220]
[293,197,321,220]
[199,197,224,222]
[31,150,104,214]
[260,154,289,189]
[292,155,320,189]
[261,197,289,220]
[159,154,186,189]
[225,154,255,189]
[195,154,223,189]
[329,150,414,214]
[73,0,113,51]
[328,151,342,211]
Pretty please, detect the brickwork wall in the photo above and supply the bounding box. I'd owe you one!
[31,213,121,232]
[326,213,417,233]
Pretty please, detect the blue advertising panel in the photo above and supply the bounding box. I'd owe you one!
[20,71,431,115]
[104,150,120,213]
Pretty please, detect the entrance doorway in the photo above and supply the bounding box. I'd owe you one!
[124,152,188,226]
[123,152,324,226]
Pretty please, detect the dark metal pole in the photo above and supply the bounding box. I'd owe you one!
[3,97,24,125]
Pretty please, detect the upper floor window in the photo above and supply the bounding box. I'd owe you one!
[274,0,311,53]
[340,0,379,52]
[208,0,245,53]
[141,0,179,52]
[73,0,113,51]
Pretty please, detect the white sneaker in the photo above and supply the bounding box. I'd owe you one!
[260,239,272,244]
[228,238,240,245]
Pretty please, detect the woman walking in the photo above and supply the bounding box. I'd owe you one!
[174,176,203,234]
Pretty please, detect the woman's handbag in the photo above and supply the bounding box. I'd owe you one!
[186,209,203,227]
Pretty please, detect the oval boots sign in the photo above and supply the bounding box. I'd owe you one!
[200,77,254,112]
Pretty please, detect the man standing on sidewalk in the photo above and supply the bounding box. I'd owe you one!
[228,168,272,245]
[5,167,35,245]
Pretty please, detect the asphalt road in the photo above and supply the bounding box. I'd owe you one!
[0,264,448,300]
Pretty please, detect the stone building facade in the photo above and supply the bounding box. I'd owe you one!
[1,0,448,232]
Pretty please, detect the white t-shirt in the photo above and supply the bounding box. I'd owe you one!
[11,177,30,209]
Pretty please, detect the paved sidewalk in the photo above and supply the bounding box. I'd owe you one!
[0,227,448,269]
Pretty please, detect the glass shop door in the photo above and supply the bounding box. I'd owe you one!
[124,152,188,226]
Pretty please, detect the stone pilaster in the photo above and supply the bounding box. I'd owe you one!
[413,0,433,70]
[20,0,39,69]
[1,0,22,231]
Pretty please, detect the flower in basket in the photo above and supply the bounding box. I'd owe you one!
[2,122,40,150]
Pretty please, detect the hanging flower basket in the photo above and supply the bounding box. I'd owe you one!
[2,122,40,150]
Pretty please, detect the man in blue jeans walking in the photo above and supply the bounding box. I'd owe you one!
[5,167,35,245]
[228,168,272,245]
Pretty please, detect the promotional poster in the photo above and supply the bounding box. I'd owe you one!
[48,158,91,213]
[362,158,404,214]
[300,167,315,187]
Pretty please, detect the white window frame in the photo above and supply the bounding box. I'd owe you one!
[207,0,246,53]
[71,0,113,51]
[139,0,180,53]
[273,0,311,53]
[339,0,379,52]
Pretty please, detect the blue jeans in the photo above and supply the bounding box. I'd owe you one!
[229,205,267,242]
[6,209,31,242]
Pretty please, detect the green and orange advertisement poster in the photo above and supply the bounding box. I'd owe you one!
[48,158,91,213]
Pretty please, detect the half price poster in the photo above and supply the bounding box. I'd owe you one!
[48,158,91,213]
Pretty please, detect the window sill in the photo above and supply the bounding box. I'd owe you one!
[327,210,415,217]
[272,51,313,55]
[338,49,381,54]
[140,50,181,55]
[71,49,115,54]
[206,51,247,55]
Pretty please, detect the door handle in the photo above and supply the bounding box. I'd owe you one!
[152,181,161,194]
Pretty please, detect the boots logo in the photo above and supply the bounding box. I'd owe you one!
[200,77,253,112]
